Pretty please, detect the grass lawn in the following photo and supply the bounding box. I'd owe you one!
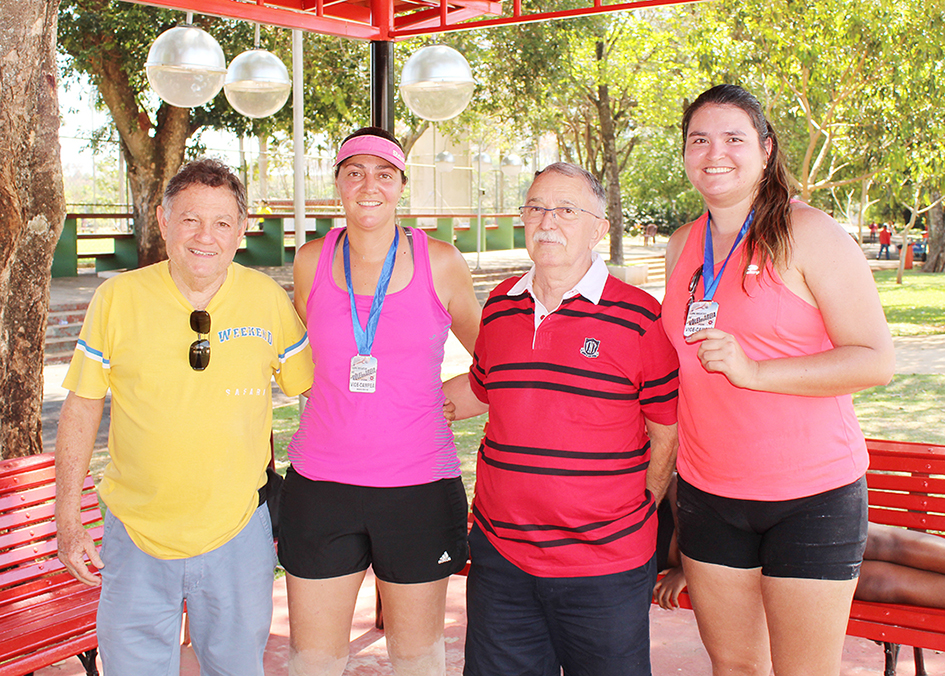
[874,268,945,336]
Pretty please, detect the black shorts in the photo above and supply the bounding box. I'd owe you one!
[277,467,469,584]
[676,475,868,580]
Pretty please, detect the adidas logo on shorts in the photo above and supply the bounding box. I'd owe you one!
[437,551,452,564]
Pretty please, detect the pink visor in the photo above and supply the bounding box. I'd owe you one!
[334,135,406,171]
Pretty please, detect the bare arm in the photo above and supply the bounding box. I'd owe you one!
[686,205,895,396]
[645,420,678,504]
[292,238,326,323]
[443,373,489,420]
[665,222,693,281]
[55,392,106,586]
[429,238,481,356]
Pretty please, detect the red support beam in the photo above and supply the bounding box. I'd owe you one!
[123,0,703,41]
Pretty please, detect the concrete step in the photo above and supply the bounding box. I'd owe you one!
[45,302,89,366]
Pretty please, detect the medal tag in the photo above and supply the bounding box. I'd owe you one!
[684,300,719,337]
[349,354,378,393]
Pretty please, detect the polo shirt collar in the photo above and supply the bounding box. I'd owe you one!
[509,251,608,306]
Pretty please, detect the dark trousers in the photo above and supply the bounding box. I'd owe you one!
[464,525,655,676]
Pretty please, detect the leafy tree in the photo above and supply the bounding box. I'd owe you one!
[471,10,699,264]
[688,0,903,203]
[58,1,375,266]
[0,0,64,457]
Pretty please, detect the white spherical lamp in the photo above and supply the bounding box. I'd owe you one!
[435,151,455,173]
[501,154,523,176]
[400,45,475,122]
[473,152,492,170]
[225,49,292,118]
[146,25,227,108]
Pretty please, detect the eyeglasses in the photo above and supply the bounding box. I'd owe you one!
[189,310,211,371]
[519,205,603,224]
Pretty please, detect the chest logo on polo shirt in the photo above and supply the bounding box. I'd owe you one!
[580,338,600,359]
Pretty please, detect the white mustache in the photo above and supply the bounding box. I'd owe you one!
[533,231,566,245]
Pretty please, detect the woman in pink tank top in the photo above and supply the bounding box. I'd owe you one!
[278,128,481,676]
[662,86,895,676]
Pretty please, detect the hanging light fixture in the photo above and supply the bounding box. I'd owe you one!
[399,45,475,122]
[146,13,226,108]
[435,150,455,173]
[500,154,523,176]
[225,24,292,118]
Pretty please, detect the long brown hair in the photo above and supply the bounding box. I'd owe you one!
[681,85,794,277]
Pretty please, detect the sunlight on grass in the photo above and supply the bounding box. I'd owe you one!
[873,269,945,336]
[853,374,945,445]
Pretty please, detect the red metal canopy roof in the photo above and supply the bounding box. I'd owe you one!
[125,0,698,41]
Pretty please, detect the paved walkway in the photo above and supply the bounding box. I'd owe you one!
[35,568,944,676]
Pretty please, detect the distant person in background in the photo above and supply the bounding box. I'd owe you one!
[645,222,658,247]
[879,224,892,259]
[869,222,877,243]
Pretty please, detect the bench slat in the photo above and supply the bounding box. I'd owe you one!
[0,573,98,619]
[0,476,95,518]
[0,525,103,590]
[847,617,945,652]
[0,462,56,494]
[0,595,99,656]
[867,473,945,497]
[0,490,99,536]
[0,632,97,676]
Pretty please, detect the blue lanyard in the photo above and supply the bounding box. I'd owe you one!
[343,227,399,356]
[702,210,754,301]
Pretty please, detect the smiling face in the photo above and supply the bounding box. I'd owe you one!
[523,170,608,276]
[158,183,246,295]
[335,154,405,231]
[684,103,772,211]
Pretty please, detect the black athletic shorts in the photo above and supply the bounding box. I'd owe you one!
[277,467,469,584]
[676,475,868,580]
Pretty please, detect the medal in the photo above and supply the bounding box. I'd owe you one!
[344,227,399,393]
[684,300,719,337]
[349,354,379,393]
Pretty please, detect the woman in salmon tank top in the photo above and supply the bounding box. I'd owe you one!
[661,84,895,676]
[277,127,481,676]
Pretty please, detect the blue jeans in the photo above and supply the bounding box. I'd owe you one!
[879,243,890,259]
[464,525,655,676]
[97,506,276,676]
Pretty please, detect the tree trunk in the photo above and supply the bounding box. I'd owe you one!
[595,83,624,266]
[0,0,65,459]
[925,189,944,273]
[896,208,917,285]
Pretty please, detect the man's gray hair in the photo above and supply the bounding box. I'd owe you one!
[163,158,247,223]
[533,162,607,216]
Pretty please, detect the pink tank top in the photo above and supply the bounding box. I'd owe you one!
[288,227,459,487]
[662,213,867,500]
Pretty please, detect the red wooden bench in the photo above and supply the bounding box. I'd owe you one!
[0,453,102,676]
[658,438,945,676]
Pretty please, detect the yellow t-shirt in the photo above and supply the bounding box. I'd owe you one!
[63,262,312,559]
